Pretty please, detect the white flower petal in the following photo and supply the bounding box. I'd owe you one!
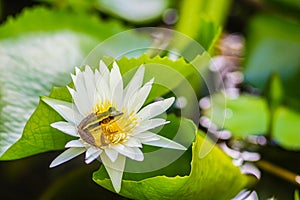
[143,135,187,150]
[96,72,111,102]
[99,60,110,75]
[137,97,175,121]
[134,118,169,134]
[67,85,76,97]
[123,66,145,107]
[94,69,101,83]
[65,139,84,148]
[50,147,85,168]
[72,71,94,115]
[67,86,90,120]
[73,69,87,98]
[75,67,81,75]
[104,148,119,162]
[71,73,76,86]
[71,67,80,85]
[136,131,160,143]
[112,144,127,156]
[51,121,78,137]
[72,89,92,116]
[85,149,101,164]
[98,61,110,87]
[126,78,154,112]
[110,62,123,108]
[113,144,144,161]
[100,153,126,193]
[42,97,80,124]
[85,152,100,164]
[83,65,97,106]
[85,146,100,158]
[130,147,144,161]
[124,137,142,148]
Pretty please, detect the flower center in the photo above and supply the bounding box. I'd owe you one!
[77,107,128,147]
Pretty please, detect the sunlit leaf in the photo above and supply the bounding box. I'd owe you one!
[295,190,300,200]
[38,0,170,23]
[273,107,300,150]
[203,93,270,137]
[203,93,300,150]
[96,0,170,23]
[1,55,205,160]
[175,0,232,52]
[244,14,300,111]
[93,116,251,199]
[265,73,284,114]
[0,7,126,158]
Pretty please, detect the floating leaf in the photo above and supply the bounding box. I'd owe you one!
[203,93,300,150]
[295,190,300,200]
[1,55,205,160]
[244,14,300,111]
[39,0,171,23]
[0,7,126,158]
[273,107,300,150]
[176,0,232,52]
[93,116,251,199]
[95,0,170,23]
[265,73,284,115]
[203,93,270,137]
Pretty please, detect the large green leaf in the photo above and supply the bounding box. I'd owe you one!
[105,54,202,100]
[0,87,74,160]
[0,6,126,158]
[93,116,251,199]
[203,93,270,137]
[265,73,284,116]
[244,14,300,111]
[39,0,170,23]
[295,190,300,200]
[95,0,170,23]
[1,55,206,160]
[203,93,300,150]
[176,0,232,29]
[104,54,204,122]
[273,107,300,150]
[175,0,232,52]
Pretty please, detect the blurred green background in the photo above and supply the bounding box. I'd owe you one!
[0,0,300,199]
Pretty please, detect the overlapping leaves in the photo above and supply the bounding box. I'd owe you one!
[0,7,126,158]
[94,116,251,199]
[1,54,201,159]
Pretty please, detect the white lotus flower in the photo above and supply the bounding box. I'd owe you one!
[42,61,186,192]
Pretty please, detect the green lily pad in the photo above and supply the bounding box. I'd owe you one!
[204,93,270,137]
[244,14,300,111]
[1,55,205,160]
[105,54,202,102]
[39,0,171,23]
[95,0,170,23]
[93,116,251,199]
[265,73,284,115]
[203,93,300,150]
[295,190,300,200]
[0,6,126,158]
[0,87,74,160]
[273,107,300,150]
[175,0,232,52]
